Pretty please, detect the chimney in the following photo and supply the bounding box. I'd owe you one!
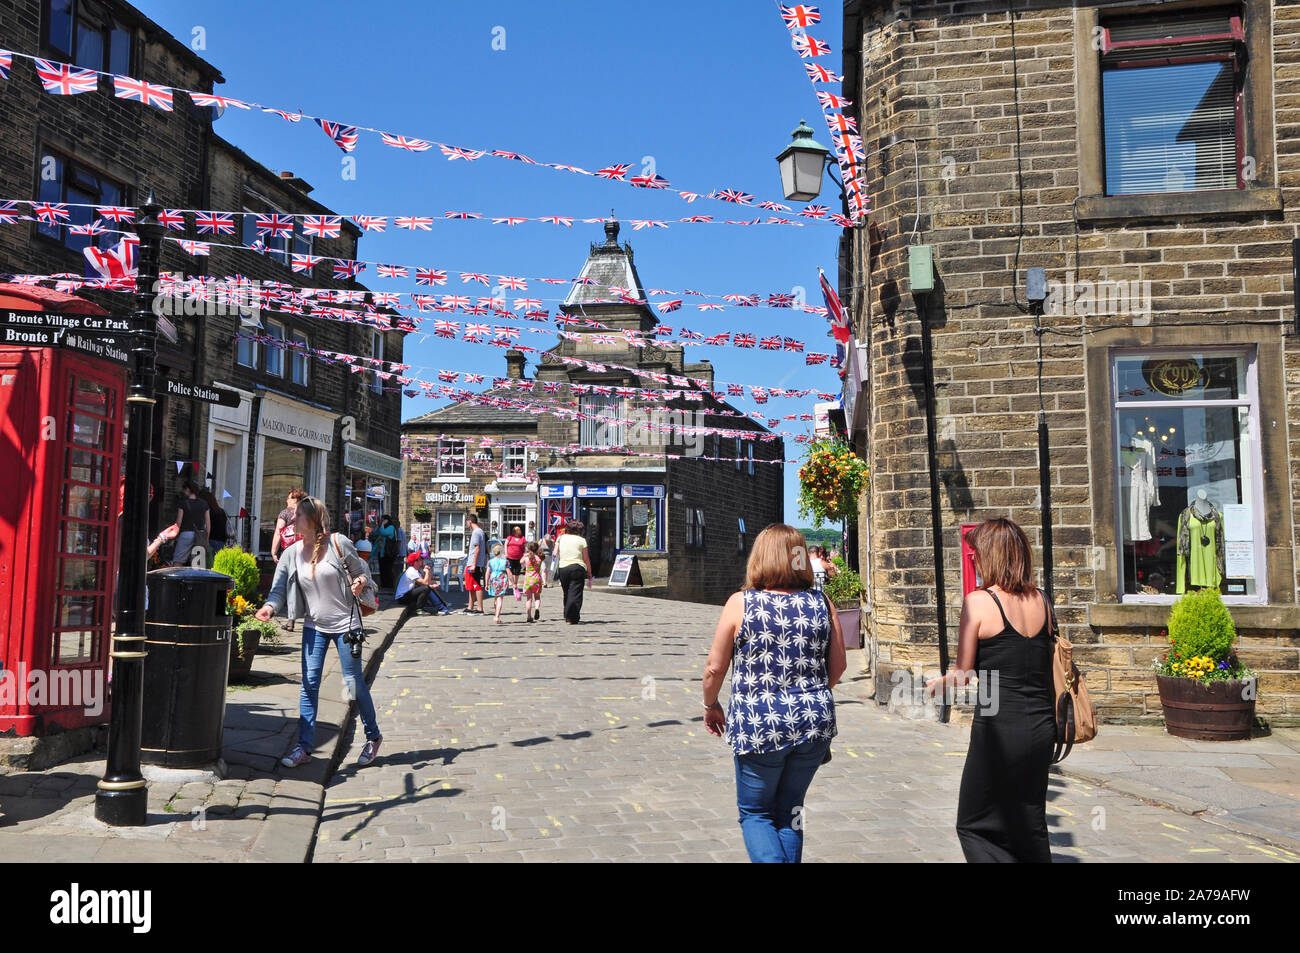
[505,349,526,379]
[279,171,295,179]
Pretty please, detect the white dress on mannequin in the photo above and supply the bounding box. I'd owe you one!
[1121,436,1159,542]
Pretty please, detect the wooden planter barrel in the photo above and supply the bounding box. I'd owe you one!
[1156,675,1256,741]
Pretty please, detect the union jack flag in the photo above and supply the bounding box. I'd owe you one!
[593,163,630,181]
[178,239,210,256]
[680,215,713,224]
[415,268,447,285]
[630,174,671,189]
[782,337,804,352]
[492,217,528,226]
[498,275,527,290]
[194,211,235,234]
[95,206,135,223]
[538,216,573,227]
[806,352,829,365]
[465,323,491,336]
[395,216,433,230]
[829,212,854,227]
[263,107,302,122]
[255,213,294,238]
[542,382,561,394]
[490,150,537,164]
[657,300,682,313]
[411,294,437,311]
[444,211,482,219]
[493,326,520,339]
[826,113,857,134]
[757,200,791,211]
[0,50,10,80]
[734,334,756,348]
[465,373,485,383]
[68,221,107,237]
[333,260,364,279]
[440,145,484,161]
[728,384,744,396]
[512,297,541,310]
[679,329,704,341]
[31,201,71,223]
[655,325,673,336]
[461,272,490,284]
[794,34,831,58]
[712,189,753,205]
[190,93,250,110]
[464,305,491,317]
[158,209,186,230]
[372,292,401,307]
[0,202,21,224]
[768,293,795,308]
[549,163,589,175]
[630,220,667,230]
[704,333,730,346]
[316,119,359,152]
[112,75,173,110]
[804,63,842,82]
[353,216,386,231]
[34,59,98,95]
[302,215,342,238]
[478,297,504,310]
[291,254,321,272]
[438,370,458,383]
[697,303,725,311]
[798,204,829,219]
[433,320,458,338]
[817,91,852,110]
[380,133,432,152]
[525,309,549,321]
[780,5,822,28]
[442,294,469,309]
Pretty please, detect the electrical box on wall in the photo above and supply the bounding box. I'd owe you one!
[909,244,935,294]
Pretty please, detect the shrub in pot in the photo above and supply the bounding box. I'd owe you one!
[1153,588,1256,740]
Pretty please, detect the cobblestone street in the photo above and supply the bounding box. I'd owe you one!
[314,590,1297,863]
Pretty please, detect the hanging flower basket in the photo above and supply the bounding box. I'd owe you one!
[797,439,868,528]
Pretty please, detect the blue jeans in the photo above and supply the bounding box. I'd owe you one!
[734,737,831,863]
[298,626,381,750]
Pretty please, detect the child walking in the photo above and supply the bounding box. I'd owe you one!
[485,543,513,624]
[522,541,543,622]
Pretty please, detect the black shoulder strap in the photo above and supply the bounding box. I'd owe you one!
[983,588,1011,630]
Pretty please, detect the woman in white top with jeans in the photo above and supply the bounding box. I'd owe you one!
[256,497,383,768]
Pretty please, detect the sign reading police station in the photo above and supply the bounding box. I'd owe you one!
[164,379,241,407]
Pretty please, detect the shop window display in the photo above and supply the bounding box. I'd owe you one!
[1113,351,1261,599]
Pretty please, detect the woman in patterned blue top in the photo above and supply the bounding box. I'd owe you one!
[704,523,847,862]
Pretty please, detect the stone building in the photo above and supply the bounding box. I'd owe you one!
[839,0,1300,723]
[0,0,404,554]
[401,221,784,605]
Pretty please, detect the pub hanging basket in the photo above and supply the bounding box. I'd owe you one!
[797,439,867,528]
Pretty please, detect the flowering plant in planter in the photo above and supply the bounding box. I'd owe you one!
[797,439,868,528]
[1152,588,1253,681]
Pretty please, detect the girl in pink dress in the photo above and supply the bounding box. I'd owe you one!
[521,541,543,622]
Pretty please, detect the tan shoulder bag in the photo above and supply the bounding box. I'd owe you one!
[1044,591,1096,762]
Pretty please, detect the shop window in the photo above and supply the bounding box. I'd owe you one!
[290,330,310,385]
[1112,350,1262,601]
[36,149,127,253]
[502,444,526,477]
[437,439,466,478]
[1100,7,1245,196]
[436,511,465,554]
[621,496,662,551]
[265,320,285,377]
[259,438,309,553]
[579,394,624,447]
[45,0,132,75]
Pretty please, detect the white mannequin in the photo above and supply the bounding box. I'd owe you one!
[1120,418,1159,541]
[1191,488,1214,519]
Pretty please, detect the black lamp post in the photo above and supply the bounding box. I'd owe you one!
[1026,267,1054,604]
[95,193,163,826]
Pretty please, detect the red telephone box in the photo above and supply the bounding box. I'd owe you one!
[960,522,981,596]
[0,286,127,736]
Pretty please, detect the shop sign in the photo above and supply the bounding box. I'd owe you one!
[474,494,487,509]
[540,485,573,499]
[258,395,334,450]
[576,485,618,498]
[620,484,664,498]
[1143,358,1206,396]
[343,442,403,481]
[424,481,477,504]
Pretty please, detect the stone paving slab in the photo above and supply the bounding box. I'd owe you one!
[0,596,413,862]
[313,589,1300,863]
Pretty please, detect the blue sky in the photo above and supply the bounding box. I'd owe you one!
[143,0,844,522]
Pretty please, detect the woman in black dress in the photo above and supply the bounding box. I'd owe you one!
[927,517,1055,862]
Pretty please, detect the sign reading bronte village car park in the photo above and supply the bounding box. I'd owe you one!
[0,310,131,365]
[164,378,242,407]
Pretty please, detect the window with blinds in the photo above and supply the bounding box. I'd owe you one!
[579,395,624,447]
[1100,7,1245,196]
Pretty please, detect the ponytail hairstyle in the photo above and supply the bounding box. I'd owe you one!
[295,496,331,578]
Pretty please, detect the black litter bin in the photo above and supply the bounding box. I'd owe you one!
[141,568,233,767]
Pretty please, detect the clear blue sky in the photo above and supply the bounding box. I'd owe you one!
[143,0,844,523]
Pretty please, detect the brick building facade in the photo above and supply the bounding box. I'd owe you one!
[401,221,784,605]
[842,0,1300,723]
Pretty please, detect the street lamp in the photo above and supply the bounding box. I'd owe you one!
[1026,267,1054,604]
[776,119,832,203]
[95,193,163,826]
